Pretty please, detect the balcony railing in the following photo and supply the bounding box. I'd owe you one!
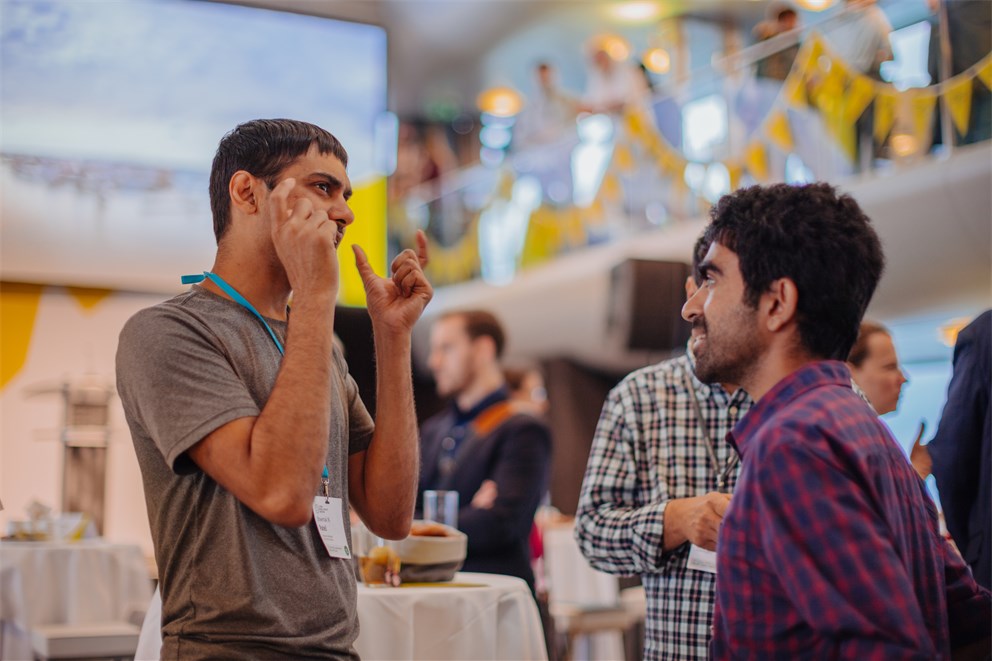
[388,4,991,288]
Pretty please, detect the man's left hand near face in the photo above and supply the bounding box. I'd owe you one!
[353,229,433,334]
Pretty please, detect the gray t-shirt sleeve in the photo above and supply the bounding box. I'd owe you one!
[117,306,260,472]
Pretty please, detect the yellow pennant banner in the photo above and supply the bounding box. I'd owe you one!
[874,90,898,143]
[977,55,992,91]
[909,89,938,143]
[725,160,744,192]
[844,75,876,125]
[784,73,808,109]
[745,142,769,181]
[765,111,794,153]
[943,76,974,136]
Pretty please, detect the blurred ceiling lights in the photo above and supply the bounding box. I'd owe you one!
[605,1,661,23]
[476,86,524,117]
[793,0,836,11]
[643,47,672,73]
[593,33,632,61]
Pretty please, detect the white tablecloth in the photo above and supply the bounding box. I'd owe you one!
[542,523,625,661]
[0,540,152,660]
[136,572,547,660]
[356,572,547,660]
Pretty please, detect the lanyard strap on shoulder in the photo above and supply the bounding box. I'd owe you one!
[181,271,285,355]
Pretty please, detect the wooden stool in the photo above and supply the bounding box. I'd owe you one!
[30,622,139,661]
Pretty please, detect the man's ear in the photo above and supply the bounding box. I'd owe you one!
[762,277,799,333]
[473,335,498,364]
[229,170,261,215]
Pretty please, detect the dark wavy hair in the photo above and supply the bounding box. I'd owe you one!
[208,119,348,243]
[691,232,711,286]
[703,183,884,360]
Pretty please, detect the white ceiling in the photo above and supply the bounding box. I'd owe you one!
[228,0,771,116]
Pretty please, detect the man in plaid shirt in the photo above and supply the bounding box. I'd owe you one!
[574,236,752,660]
[683,182,991,658]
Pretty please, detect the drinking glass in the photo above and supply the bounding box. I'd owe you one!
[422,489,459,529]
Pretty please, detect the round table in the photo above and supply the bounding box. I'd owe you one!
[356,572,547,660]
[137,572,547,660]
[0,540,152,660]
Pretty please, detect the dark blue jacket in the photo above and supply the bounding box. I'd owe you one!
[930,310,991,590]
[418,395,551,591]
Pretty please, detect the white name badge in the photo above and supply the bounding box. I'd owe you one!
[312,497,351,559]
[687,544,717,574]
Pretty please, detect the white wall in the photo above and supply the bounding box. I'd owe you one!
[1,286,169,557]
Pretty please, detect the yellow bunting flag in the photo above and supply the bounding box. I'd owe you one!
[601,172,622,200]
[425,218,479,286]
[977,55,992,91]
[613,144,634,172]
[65,286,114,312]
[725,160,744,192]
[844,75,876,125]
[943,76,974,136]
[798,36,825,79]
[1,282,44,389]
[810,63,845,115]
[783,73,808,109]
[909,89,938,143]
[765,111,794,153]
[744,142,769,181]
[873,89,898,143]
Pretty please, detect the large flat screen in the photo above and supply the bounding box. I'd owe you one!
[1,0,388,300]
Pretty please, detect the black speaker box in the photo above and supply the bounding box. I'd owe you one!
[608,259,692,352]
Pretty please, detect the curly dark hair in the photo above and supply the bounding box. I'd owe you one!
[703,183,885,361]
[691,232,710,286]
[208,119,348,243]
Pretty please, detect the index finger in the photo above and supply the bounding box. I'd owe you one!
[415,229,430,268]
[269,178,297,226]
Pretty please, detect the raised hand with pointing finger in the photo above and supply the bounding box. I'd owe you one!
[353,229,433,334]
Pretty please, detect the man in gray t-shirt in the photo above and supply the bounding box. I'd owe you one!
[116,119,432,659]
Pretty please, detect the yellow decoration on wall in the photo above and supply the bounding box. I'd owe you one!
[339,176,387,307]
[765,111,794,153]
[65,286,114,313]
[1,282,44,390]
[944,76,974,136]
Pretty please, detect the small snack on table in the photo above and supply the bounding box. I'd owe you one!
[409,521,450,537]
[394,520,468,583]
[359,544,401,587]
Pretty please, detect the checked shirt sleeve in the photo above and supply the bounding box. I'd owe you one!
[574,379,671,575]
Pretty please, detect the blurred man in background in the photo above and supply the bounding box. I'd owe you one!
[418,310,551,593]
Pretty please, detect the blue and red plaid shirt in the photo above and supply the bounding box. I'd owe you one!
[712,361,991,659]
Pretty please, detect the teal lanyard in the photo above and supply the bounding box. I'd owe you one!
[181,271,284,355]
[182,271,331,482]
